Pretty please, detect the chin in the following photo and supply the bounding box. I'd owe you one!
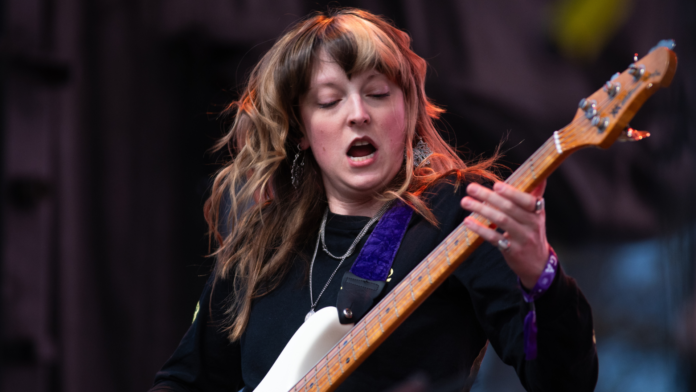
[344,172,394,194]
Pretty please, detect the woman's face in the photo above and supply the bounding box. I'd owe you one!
[299,52,407,213]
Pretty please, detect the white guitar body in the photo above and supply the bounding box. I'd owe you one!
[254,306,354,392]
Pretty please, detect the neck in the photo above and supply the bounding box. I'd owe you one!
[326,195,385,217]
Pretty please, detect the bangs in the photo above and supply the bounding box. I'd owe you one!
[313,14,406,83]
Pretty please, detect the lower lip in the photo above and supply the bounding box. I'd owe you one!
[347,151,377,167]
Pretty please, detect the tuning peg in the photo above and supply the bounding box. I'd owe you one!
[578,98,589,110]
[628,64,645,80]
[604,81,621,97]
[578,99,597,118]
[617,126,650,142]
[591,116,610,131]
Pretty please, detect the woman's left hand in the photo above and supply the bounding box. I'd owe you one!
[460,180,549,289]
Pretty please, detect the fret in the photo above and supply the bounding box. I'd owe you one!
[337,347,344,374]
[325,358,332,386]
[529,161,537,180]
[363,326,370,347]
[350,332,357,360]
[445,241,451,266]
[463,227,471,246]
[408,276,416,301]
[426,264,433,284]
[378,308,385,332]
[314,367,320,392]
[392,295,400,317]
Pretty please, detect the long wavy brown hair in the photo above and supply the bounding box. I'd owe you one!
[205,8,500,341]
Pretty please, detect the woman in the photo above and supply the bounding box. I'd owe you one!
[150,8,597,392]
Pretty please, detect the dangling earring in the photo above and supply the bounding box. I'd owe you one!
[291,144,305,189]
[412,136,432,167]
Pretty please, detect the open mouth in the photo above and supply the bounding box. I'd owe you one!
[347,140,377,162]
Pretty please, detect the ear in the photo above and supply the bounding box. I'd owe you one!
[300,136,310,150]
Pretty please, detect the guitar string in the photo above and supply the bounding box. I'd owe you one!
[293,79,646,390]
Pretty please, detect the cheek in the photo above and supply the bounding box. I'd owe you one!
[305,122,342,168]
[383,107,407,153]
[308,126,331,153]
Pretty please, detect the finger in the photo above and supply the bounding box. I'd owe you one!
[461,195,529,239]
[530,179,547,199]
[492,182,540,213]
[466,183,535,223]
[463,216,505,246]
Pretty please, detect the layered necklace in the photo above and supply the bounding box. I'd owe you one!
[306,201,392,321]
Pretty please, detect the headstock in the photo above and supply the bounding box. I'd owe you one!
[558,40,678,152]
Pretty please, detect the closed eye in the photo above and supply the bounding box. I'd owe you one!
[318,100,340,109]
[369,93,390,99]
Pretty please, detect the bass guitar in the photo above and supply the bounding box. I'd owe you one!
[254,40,678,392]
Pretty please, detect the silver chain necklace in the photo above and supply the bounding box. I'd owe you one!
[306,201,392,322]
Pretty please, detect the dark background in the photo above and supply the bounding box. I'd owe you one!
[1,0,695,391]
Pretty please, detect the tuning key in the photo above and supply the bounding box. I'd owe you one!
[604,81,621,97]
[579,98,597,117]
[591,116,610,131]
[584,101,598,119]
[628,64,645,80]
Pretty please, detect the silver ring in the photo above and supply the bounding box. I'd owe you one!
[497,238,511,251]
[535,198,545,214]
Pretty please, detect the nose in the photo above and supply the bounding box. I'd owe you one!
[347,95,370,126]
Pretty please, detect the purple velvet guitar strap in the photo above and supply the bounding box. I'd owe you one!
[336,201,413,324]
[350,200,413,280]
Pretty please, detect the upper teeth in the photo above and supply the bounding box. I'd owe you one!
[353,141,370,146]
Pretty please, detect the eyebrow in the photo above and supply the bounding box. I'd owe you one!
[311,72,382,89]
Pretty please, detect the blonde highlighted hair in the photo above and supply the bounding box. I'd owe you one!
[205,8,500,341]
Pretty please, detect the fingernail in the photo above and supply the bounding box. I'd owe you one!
[462,198,470,207]
[493,182,504,193]
[467,183,478,194]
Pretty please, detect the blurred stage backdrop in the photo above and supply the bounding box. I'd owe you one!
[1,0,695,391]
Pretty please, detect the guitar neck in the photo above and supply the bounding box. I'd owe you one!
[291,132,571,392]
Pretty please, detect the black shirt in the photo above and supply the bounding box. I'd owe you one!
[150,180,598,391]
